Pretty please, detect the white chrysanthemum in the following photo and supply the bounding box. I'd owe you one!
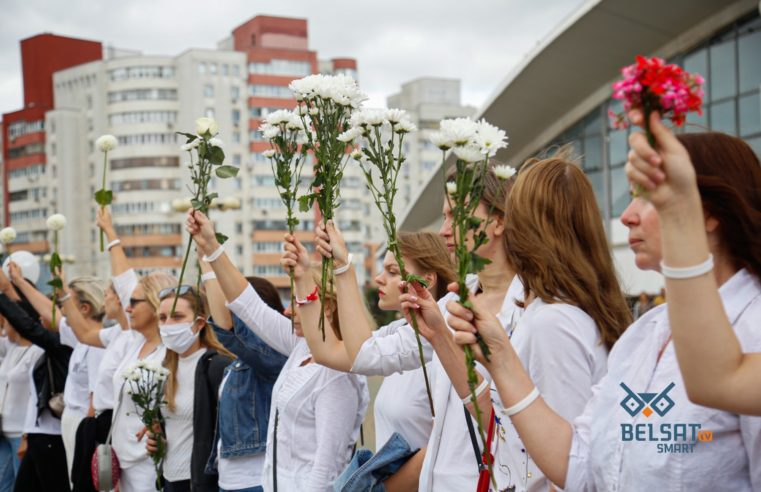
[350,149,363,160]
[129,373,140,381]
[361,109,387,127]
[265,110,293,125]
[308,107,319,117]
[337,127,362,143]
[195,117,219,136]
[295,105,309,116]
[260,124,280,140]
[394,118,417,134]
[95,134,118,152]
[493,164,516,180]
[289,74,367,108]
[474,120,508,156]
[208,137,224,149]
[262,149,276,159]
[0,227,17,245]
[440,117,478,146]
[453,145,486,163]
[429,132,454,151]
[286,114,307,132]
[46,214,67,231]
[180,143,194,152]
[385,108,407,124]
[156,373,167,382]
[446,182,457,195]
[135,360,147,369]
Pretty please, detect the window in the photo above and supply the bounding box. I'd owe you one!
[222,64,229,76]
[112,178,181,192]
[108,66,174,81]
[248,85,292,99]
[198,62,207,74]
[110,156,179,170]
[205,108,215,118]
[232,109,241,125]
[204,84,214,98]
[116,133,177,146]
[209,63,217,75]
[248,59,312,77]
[107,89,177,103]
[231,86,240,100]
[109,111,178,126]
[7,120,44,139]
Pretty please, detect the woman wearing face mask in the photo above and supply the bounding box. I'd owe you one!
[0,267,72,492]
[139,286,233,492]
[446,118,761,490]
[0,318,43,492]
[186,210,369,492]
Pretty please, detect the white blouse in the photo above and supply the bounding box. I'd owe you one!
[492,297,608,492]
[0,343,44,437]
[372,319,435,451]
[59,318,105,414]
[227,285,369,492]
[565,269,761,491]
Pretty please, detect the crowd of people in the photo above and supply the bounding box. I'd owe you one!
[0,110,758,492]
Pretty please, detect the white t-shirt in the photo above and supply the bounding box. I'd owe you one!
[372,319,434,451]
[93,327,137,413]
[111,338,167,469]
[216,373,265,490]
[59,318,105,414]
[0,343,44,437]
[163,348,206,481]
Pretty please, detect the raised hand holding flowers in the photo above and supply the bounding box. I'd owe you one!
[171,117,239,315]
[291,74,367,339]
[94,134,117,251]
[123,360,169,490]
[431,117,511,482]
[347,107,438,416]
[260,109,310,325]
[46,213,67,326]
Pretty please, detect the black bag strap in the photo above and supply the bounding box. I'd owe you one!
[464,405,484,471]
[273,408,279,492]
[46,355,57,394]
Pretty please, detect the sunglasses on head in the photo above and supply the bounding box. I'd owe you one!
[159,285,196,301]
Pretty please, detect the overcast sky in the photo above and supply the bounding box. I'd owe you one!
[0,0,586,115]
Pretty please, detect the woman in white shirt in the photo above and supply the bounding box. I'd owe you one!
[625,110,761,416]
[187,210,369,492]
[301,229,455,448]
[0,319,43,492]
[446,124,761,490]
[142,285,233,492]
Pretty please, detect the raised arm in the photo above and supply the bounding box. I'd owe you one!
[55,269,105,348]
[187,209,297,355]
[446,288,574,488]
[282,230,351,371]
[625,110,761,414]
[8,262,56,326]
[199,256,232,330]
[97,207,130,277]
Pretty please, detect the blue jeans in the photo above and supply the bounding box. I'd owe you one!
[0,437,21,492]
[219,487,263,492]
[333,432,416,492]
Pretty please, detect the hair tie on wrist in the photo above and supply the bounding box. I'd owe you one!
[334,254,353,275]
[106,239,121,251]
[202,245,225,263]
[201,271,217,282]
[660,254,713,279]
[461,377,490,405]
[501,387,540,417]
[295,285,319,305]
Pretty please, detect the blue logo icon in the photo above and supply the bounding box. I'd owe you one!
[620,382,675,418]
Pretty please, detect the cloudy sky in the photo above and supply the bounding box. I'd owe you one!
[0,0,585,115]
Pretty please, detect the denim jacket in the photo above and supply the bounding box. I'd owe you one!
[205,313,287,474]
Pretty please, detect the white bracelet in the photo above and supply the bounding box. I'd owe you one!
[201,271,217,282]
[202,245,225,263]
[502,387,540,417]
[334,254,353,275]
[107,239,121,251]
[461,377,491,404]
[57,292,72,304]
[660,254,713,279]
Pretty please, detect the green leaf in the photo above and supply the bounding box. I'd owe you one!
[176,132,198,142]
[468,254,492,274]
[404,273,430,288]
[50,252,62,269]
[215,165,239,178]
[298,195,314,212]
[206,192,219,202]
[47,277,63,289]
[208,146,225,165]
[191,199,204,210]
[94,189,113,206]
[215,232,229,245]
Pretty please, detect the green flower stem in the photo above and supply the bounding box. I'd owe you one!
[99,151,108,252]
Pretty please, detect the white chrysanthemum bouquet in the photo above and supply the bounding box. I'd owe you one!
[430,117,513,479]
[123,360,169,490]
[290,74,367,339]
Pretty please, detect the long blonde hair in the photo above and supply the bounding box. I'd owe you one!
[505,155,631,350]
[397,232,455,299]
[161,289,234,412]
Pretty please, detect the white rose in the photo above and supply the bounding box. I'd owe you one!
[493,164,516,180]
[95,134,118,152]
[0,227,16,245]
[195,117,219,136]
[46,214,67,231]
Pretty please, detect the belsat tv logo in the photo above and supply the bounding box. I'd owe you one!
[619,382,713,454]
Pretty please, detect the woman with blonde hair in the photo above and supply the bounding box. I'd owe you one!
[141,286,233,492]
[186,210,368,492]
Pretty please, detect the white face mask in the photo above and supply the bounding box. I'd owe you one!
[159,319,201,354]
